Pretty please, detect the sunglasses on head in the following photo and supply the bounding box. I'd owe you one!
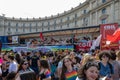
[23,63,28,65]
[102,55,108,58]
[84,61,99,70]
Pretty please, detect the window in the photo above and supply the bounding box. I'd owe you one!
[61,19,62,23]
[42,28,44,31]
[54,26,56,30]
[16,28,18,32]
[8,22,11,32]
[67,23,69,27]
[8,22,11,26]
[54,20,56,28]
[36,23,38,32]
[75,14,77,18]
[16,23,18,32]
[83,18,88,26]
[48,27,50,30]
[83,10,87,14]
[16,23,18,27]
[23,23,25,32]
[67,17,69,21]
[42,22,44,27]
[75,21,77,26]
[48,21,50,26]
[8,28,11,31]
[83,18,88,23]
[102,0,106,3]
[102,8,106,14]
[54,20,56,25]
[30,23,32,32]
[60,25,62,29]
[101,18,106,24]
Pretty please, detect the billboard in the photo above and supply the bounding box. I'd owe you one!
[100,23,119,50]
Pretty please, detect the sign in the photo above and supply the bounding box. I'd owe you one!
[12,36,18,43]
[75,41,92,51]
[100,23,119,50]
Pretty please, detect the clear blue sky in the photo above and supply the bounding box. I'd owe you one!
[0,0,86,18]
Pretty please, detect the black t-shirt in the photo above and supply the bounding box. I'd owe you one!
[31,56,39,67]
[2,69,8,77]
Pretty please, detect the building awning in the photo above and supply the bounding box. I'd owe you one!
[11,25,100,38]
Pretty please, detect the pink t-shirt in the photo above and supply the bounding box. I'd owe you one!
[0,58,3,64]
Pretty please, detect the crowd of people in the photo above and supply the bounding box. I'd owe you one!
[0,48,120,80]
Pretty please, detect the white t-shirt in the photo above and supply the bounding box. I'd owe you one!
[9,61,18,73]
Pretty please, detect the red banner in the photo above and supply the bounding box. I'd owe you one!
[76,41,92,51]
[100,23,119,50]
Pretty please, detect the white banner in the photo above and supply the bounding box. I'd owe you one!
[12,36,18,43]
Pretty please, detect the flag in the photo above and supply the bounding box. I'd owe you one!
[90,34,102,50]
[40,32,44,41]
[107,28,120,43]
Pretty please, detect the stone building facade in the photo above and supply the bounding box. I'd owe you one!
[0,0,120,38]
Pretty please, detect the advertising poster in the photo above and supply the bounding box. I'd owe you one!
[100,23,119,50]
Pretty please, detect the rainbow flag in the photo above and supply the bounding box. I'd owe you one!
[45,70,51,78]
[65,70,77,80]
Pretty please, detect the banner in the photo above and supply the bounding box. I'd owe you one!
[10,45,74,53]
[12,36,18,43]
[100,23,119,50]
[75,41,92,51]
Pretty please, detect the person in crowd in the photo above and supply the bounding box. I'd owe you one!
[18,59,34,74]
[116,50,120,63]
[76,61,100,80]
[30,51,40,78]
[72,56,81,71]
[80,53,92,66]
[55,55,64,79]
[0,65,2,80]
[8,54,18,73]
[1,53,9,80]
[0,55,3,65]
[6,71,17,80]
[17,59,36,80]
[1,62,8,80]
[60,57,77,80]
[39,60,51,80]
[109,50,120,80]
[98,50,114,80]
[15,53,21,65]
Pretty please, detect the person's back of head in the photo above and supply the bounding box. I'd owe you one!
[6,72,16,80]
[20,71,36,80]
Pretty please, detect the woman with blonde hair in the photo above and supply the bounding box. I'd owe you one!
[116,50,120,62]
[80,53,92,66]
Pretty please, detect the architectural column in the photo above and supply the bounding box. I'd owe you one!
[0,14,5,36]
[96,11,98,25]
[89,13,92,26]
[110,1,115,23]
[89,1,92,10]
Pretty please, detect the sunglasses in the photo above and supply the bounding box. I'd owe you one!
[102,55,108,58]
[84,61,99,70]
[23,63,28,65]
